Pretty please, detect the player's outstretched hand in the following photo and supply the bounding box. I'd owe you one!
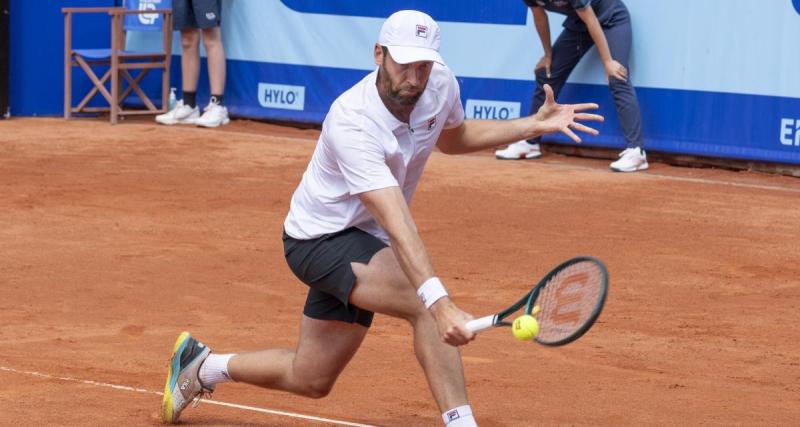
[533,84,604,143]
[430,297,475,346]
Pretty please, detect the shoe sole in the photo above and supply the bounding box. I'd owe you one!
[610,162,649,173]
[495,153,542,160]
[162,331,192,424]
[196,118,230,128]
[156,118,198,126]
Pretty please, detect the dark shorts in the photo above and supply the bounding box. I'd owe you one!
[173,0,221,30]
[283,227,387,328]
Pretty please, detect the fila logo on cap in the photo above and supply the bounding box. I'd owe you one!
[416,24,428,38]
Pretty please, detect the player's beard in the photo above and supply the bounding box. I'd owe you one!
[378,68,425,106]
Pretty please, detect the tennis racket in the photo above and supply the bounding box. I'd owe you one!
[466,257,608,346]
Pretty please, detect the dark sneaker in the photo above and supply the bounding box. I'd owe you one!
[161,332,213,424]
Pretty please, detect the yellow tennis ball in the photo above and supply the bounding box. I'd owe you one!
[512,315,539,341]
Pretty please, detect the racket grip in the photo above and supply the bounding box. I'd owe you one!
[466,315,496,333]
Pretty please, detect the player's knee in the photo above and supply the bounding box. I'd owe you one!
[401,302,430,326]
[297,378,335,399]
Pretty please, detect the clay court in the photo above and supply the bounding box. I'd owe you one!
[1,118,799,426]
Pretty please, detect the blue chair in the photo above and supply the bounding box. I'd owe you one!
[63,0,173,124]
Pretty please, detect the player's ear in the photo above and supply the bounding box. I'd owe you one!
[374,43,383,66]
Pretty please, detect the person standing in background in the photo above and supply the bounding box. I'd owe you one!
[156,0,229,128]
[496,0,647,172]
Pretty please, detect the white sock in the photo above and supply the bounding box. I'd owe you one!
[199,353,235,386]
[442,405,477,427]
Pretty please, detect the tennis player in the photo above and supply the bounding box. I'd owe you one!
[162,10,603,426]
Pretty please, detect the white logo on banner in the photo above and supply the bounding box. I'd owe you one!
[258,83,306,111]
[465,99,521,120]
[779,118,800,146]
[137,0,158,25]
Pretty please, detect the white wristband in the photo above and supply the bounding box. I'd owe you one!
[417,277,448,309]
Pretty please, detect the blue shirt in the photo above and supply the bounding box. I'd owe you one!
[523,0,629,32]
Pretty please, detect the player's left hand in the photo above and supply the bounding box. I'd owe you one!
[533,84,604,143]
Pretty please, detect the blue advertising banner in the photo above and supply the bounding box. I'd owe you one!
[13,0,800,165]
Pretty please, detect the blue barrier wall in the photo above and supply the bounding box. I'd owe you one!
[11,0,800,165]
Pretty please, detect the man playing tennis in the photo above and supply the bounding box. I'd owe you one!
[162,10,603,426]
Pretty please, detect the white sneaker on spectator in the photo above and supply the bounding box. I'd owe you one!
[196,101,230,128]
[610,147,649,172]
[155,100,199,125]
[495,141,542,160]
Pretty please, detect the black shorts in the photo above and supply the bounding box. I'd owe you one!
[173,0,221,30]
[283,228,387,328]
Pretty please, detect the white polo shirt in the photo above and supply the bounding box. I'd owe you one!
[283,63,465,243]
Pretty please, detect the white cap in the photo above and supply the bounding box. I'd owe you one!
[378,10,444,65]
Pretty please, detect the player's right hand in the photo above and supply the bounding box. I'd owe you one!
[430,297,475,346]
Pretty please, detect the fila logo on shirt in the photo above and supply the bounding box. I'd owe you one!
[416,25,428,38]
[427,117,436,130]
[447,409,461,421]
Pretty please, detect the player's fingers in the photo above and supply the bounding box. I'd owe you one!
[570,122,599,136]
[572,102,600,112]
[561,126,582,143]
[574,112,604,122]
[543,84,555,104]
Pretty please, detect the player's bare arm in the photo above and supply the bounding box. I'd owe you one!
[358,186,475,346]
[437,84,603,155]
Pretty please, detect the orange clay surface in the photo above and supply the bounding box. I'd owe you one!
[1,117,799,426]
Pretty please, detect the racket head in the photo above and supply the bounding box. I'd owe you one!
[528,257,608,346]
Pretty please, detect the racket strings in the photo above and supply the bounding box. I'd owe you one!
[535,261,603,344]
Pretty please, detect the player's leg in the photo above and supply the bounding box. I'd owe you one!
[348,248,475,425]
[227,314,368,398]
[496,28,590,159]
[604,18,647,172]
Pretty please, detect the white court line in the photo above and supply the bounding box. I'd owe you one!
[130,123,800,194]
[0,365,377,427]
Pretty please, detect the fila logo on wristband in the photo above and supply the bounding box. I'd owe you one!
[417,277,448,308]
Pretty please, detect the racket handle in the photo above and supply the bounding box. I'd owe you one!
[466,315,496,333]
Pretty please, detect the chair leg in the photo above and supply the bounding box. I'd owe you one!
[65,57,72,120]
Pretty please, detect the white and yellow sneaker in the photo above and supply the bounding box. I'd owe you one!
[162,332,213,424]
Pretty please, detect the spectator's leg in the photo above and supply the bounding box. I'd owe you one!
[201,27,226,103]
[604,20,644,149]
[180,29,201,107]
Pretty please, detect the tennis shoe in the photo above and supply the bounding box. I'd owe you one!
[495,141,542,160]
[196,101,230,128]
[162,331,214,424]
[610,147,649,172]
[155,100,200,125]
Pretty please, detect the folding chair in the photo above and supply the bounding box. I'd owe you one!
[63,1,173,124]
